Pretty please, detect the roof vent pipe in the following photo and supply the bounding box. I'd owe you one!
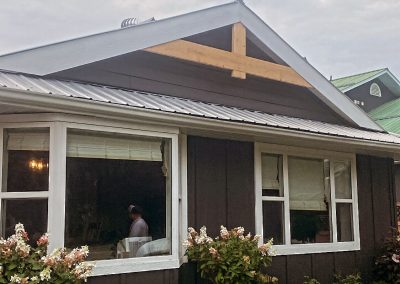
[121,17,155,28]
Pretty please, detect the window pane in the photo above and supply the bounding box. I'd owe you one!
[65,130,172,261]
[336,203,354,242]
[289,157,331,244]
[3,128,49,192]
[2,199,48,243]
[334,161,352,199]
[261,154,283,197]
[262,201,284,245]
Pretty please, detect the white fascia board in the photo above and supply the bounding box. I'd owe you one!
[0,2,241,75]
[237,6,382,131]
[0,88,398,152]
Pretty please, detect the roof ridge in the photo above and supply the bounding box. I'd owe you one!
[332,68,387,82]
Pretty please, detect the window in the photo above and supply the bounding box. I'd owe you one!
[370,83,382,97]
[64,130,172,261]
[0,118,181,276]
[255,144,359,255]
[0,128,50,244]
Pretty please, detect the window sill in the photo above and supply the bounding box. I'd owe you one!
[273,241,360,256]
[89,255,180,276]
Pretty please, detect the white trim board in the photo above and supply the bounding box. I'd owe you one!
[0,2,381,131]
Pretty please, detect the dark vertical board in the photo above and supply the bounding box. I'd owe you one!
[355,155,375,281]
[267,256,287,283]
[226,140,255,231]
[287,255,312,284]
[88,274,121,284]
[192,137,227,236]
[312,253,334,283]
[371,157,393,246]
[395,165,400,202]
[187,136,197,228]
[124,270,165,283]
[334,252,357,276]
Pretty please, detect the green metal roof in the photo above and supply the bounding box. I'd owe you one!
[331,68,386,91]
[369,98,400,133]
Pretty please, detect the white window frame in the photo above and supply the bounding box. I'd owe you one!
[254,143,360,255]
[0,114,185,276]
[0,122,52,239]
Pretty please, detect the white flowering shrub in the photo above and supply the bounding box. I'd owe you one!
[0,223,94,283]
[184,226,277,284]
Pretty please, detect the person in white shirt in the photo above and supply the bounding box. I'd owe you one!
[128,205,149,237]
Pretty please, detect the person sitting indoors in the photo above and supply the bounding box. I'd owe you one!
[128,205,149,237]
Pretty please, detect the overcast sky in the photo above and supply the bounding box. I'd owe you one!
[0,0,399,79]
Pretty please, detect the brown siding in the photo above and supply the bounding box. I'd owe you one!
[88,139,395,284]
[52,51,349,125]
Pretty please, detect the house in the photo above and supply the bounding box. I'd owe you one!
[332,68,400,230]
[331,68,400,113]
[0,1,399,283]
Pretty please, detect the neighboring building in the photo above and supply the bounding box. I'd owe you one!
[333,69,400,231]
[0,2,399,283]
[332,68,400,113]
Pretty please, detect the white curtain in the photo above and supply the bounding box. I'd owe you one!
[288,157,328,211]
[67,133,162,161]
[7,132,49,151]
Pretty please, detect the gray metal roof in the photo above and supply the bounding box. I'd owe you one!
[0,1,382,131]
[0,70,399,145]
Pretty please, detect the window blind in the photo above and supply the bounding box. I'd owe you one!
[261,154,282,189]
[7,132,49,151]
[288,157,328,211]
[67,133,162,161]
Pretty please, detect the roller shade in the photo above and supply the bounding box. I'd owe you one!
[7,132,49,151]
[262,154,282,190]
[288,157,328,211]
[67,133,162,161]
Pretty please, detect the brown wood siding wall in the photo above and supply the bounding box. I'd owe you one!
[88,137,395,284]
[53,51,349,125]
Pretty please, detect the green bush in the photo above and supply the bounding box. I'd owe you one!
[303,273,361,284]
[374,228,400,283]
[334,273,361,284]
[304,276,320,284]
[0,223,93,283]
[184,226,277,284]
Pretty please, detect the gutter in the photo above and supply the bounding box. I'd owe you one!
[0,88,399,152]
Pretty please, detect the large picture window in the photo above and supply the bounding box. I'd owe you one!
[255,144,359,255]
[0,119,181,276]
[65,130,172,261]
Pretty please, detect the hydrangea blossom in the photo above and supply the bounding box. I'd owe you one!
[0,223,94,283]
